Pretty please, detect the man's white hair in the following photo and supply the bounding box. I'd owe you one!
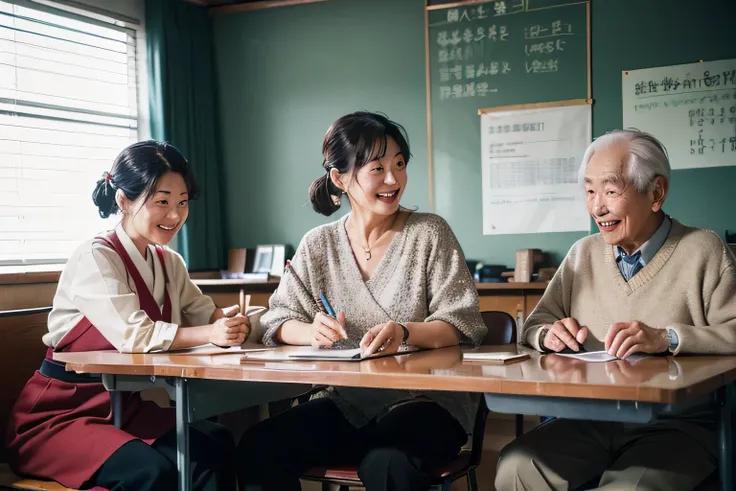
[579,129,671,193]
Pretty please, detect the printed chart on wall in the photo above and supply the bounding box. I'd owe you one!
[622,59,736,170]
[480,103,591,235]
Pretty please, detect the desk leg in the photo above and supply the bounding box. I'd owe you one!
[176,378,191,491]
[111,391,123,429]
[719,384,734,491]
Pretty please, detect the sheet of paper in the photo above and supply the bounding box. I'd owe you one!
[287,348,362,360]
[243,346,423,362]
[241,350,296,361]
[556,351,651,363]
[480,104,592,235]
[171,344,271,356]
[241,347,356,362]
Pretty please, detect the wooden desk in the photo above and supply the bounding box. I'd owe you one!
[55,346,736,404]
[55,347,735,491]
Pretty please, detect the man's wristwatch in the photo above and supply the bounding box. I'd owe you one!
[538,327,550,351]
[667,328,679,352]
[397,322,410,345]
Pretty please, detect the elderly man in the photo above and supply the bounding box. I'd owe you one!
[495,129,736,491]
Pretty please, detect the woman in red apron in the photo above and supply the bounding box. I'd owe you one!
[6,141,248,491]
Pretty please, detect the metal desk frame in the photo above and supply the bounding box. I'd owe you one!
[104,372,734,491]
[104,374,309,491]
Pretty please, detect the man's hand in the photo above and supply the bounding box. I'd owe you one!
[604,321,669,359]
[542,318,588,352]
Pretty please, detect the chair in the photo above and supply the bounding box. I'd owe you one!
[0,307,79,491]
[479,311,525,438]
[301,310,518,491]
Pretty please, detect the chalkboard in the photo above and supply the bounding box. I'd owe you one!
[426,0,590,265]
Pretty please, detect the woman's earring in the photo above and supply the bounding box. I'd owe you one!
[331,194,341,206]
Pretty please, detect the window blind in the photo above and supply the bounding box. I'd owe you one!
[0,0,139,266]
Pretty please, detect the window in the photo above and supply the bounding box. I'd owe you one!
[0,0,140,267]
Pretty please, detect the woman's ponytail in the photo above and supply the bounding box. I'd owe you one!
[92,172,118,219]
[308,173,342,216]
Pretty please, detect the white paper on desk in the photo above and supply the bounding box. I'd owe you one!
[171,344,272,356]
[556,351,650,363]
[462,352,528,362]
[241,350,295,361]
[288,346,423,361]
[288,347,363,360]
[263,362,319,371]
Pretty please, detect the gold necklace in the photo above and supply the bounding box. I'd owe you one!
[362,244,372,261]
[360,213,399,261]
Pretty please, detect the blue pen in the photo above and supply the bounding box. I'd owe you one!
[319,292,347,340]
[319,292,337,318]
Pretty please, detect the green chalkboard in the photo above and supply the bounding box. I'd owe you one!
[427,1,589,266]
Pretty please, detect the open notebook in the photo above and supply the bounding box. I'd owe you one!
[242,346,422,362]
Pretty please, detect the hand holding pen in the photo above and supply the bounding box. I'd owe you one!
[309,293,348,349]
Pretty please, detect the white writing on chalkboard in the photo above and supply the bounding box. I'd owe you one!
[526,59,559,73]
[525,39,565,56]
[445,2,525,24]
[525,21,572,39]
[440,82,497,100]
[622,59,736,170]
[435,10,574,101]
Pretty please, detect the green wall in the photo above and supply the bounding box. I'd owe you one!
[213,0,430,253]
[591,0,736,247]
[213,0,736,267]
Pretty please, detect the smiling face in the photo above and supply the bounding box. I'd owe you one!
[584,141,666,254]
[120,171,189,253]
[334,136,408,217]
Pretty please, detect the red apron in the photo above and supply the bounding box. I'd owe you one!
[5,231,176,490]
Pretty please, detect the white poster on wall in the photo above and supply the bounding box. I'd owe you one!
[622,59,736,170]
[480,104,591,235]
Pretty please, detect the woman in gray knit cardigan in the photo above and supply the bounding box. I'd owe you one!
[236,111,487,491]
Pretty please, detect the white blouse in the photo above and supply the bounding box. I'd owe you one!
[45,223,216,353]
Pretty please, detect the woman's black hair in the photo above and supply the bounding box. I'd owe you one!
[308,111,411,216]
[92,140,200,219]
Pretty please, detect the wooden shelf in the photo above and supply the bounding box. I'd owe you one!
[475,282,548,291]
[192,278,280,294]
[0,270,61,286]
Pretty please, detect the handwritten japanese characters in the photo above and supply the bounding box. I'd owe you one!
[434,1,575,101]
[623,59,736,169]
